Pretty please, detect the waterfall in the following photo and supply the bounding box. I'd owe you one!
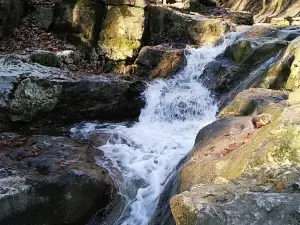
[70,33,240,225]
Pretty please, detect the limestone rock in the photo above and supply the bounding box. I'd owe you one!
[288,88,300,105]
[218,88,288,118]
[201,36,288,102]
[260,36,300,90]
[135,45,186,78]
[104,0,147,7]
[174,101,300,224]
[99,6,146,61]
[172,178,300,225]
[218,0,300,23]
[270,17,290,26]
[179,103,300,192]
[224,39,253,63]
[286,47,300,91]
[149,6,231,46]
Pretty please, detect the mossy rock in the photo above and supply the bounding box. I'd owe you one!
[179,97,300,194]
[224,39,253,63]
[30,51,61,67]
[99,6,145,61]
[288,88,300,105]
[259,36,300,90]
[286,47,300,91]
[270,17,290,27]
[170,195,197,225]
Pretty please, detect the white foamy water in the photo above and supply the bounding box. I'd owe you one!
[70,34,240,225]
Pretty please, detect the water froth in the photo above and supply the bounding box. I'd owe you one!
[71,34,239,225]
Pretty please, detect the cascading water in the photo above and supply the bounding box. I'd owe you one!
[71,33,240,225]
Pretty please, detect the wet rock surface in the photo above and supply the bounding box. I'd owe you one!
[135,45,186,78]
[0,55,146,126]
[0,132,122,225]
[171,87,300,224]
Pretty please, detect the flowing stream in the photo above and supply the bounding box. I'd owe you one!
[71,33,240,225]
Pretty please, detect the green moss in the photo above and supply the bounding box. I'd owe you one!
[98,6,144,60]
[225,40,253,63]
[270,128,300,163]
[72,0,96,42]
[219,98,256,117]
[30,52,60,67]
[171,196,197,225]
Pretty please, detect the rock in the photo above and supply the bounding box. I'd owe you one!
[0,55,145,125]
[0,0,23,37]
[72,0,106,44]
[180,116,256,192]
[218,88,288,118]
[252,113,272,128]
[228,10,254,25]
[201,36,288,105]
[0,133,123,225]
[242,25,300,41]
[104,0,146,7]
[32,5,54,29]
[149,6,231,46]
[224,39,253,63]
[218,0,300,23]
[171,177,300,225]
[288,88,300,105]
[291,17,300,26]
[56,50,80,64]
[173,101,300,224]
[9,77,62,122]
[135,45,186,78]
[260,36,300,90]
[286,46,300,91]
[270,17,290,26]
[30,51,61,67]
[99,6,147,61]
[52,0,106,42]
[179,102,300,192]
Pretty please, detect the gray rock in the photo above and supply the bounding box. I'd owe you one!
[135,45,186,78]
[30,50,61,67]
[32,5,54,29]
[0,55,145,125]
[56,50,80,64]
[0,132,123,225]
[8,77,62,121]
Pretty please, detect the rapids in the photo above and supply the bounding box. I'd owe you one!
[70,33,241,225]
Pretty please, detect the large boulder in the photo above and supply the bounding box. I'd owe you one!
[0,55,145,125]
[99,5,147,61]
[52,0,147,61]
[0,132,123,225]
[32,5,55,30]
[259,36,300,90]
[218,88,288,118]
[171,88,300,224]
[149,6,231,46]
[135,45,186,78]
[0,0,23,37]
[286,44,300,91]
[201,35,288,109]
